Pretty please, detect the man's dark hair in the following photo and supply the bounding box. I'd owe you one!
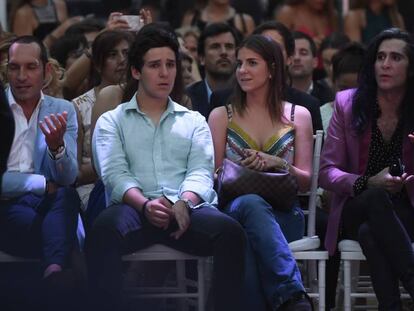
[8,35,48,68]
[352,28,414,134]
[50,34,88,68]
[197,22,241,57]
[332,42,365,82]
[123,22,184,103]
[292,31,317,57]
[65,18,105,37]
[253,21,295,57]
[320,32,351,54]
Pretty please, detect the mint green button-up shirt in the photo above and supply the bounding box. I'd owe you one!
[92,95,217,207]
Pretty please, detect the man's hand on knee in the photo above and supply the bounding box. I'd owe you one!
[145,198,173,229]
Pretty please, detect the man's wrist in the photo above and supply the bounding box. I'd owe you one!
[141,199,151,218]
[177,199,194,213]
[48,144,65,160]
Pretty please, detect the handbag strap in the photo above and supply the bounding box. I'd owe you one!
[290,104,296,122]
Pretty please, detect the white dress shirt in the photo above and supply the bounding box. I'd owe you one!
[6,88,43,173]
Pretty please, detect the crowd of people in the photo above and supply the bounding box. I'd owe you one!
[1,1,414,311]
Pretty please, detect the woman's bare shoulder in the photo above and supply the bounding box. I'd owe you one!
[209,105,228,123]
[284,101,311,121]
[98,85,123,99]
[275,4,296,24]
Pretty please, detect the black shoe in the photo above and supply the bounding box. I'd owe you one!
[278,292,314,311]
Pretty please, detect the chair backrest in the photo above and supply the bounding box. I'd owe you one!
[299,130,324,237]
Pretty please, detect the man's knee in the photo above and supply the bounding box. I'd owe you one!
[55,187,81,213]
[90,204,141,241]
[360,188,389,205]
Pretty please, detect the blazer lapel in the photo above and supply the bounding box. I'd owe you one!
[34,98,49,173]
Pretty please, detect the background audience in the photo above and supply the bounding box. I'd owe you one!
[1,1,414,310]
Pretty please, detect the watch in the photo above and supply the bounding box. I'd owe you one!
[49,144,65,160]
[180,198,195,210]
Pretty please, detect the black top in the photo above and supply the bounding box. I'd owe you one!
[353,103,404,195]
[311,79,335,106]
[190,10,247,35]
[31,0,60,41]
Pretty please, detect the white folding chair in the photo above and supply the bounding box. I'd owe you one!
[339,239,413,311]
[122,244,210,311]
[288,130,328,311]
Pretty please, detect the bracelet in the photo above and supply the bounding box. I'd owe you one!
[281,159,290,171]
[141,199,150,218]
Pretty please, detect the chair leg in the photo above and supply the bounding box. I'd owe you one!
[318,259,326,311]
[344,259,351,311]
[198,259,205,311]
[176,260,187,310]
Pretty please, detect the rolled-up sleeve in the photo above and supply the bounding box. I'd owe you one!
[92,111,143,204]
[178,114,217,204]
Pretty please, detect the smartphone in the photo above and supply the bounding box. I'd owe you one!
[389,158,405,177]
[228,139,248,159]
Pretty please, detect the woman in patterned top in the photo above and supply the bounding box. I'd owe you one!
[72,30,133,210]
[319,28,414,310]
[209,34,313,311]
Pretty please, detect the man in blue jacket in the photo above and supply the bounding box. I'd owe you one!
[0,36,80,287]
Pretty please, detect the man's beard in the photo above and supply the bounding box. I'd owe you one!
[208,68,234,81]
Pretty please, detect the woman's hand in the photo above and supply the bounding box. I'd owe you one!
[139,8,152,25]
[106,12,130,31]
[243,149,288,172]
[240,149,265,171]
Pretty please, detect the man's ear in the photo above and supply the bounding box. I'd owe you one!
[131,67,140,80]
[199,55,205,66]
[285,56,292,66]
[42,61,52,88]
[44,61,52,77]
[312,56,318,69]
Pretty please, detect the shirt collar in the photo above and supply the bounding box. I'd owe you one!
[125,93,189,115]
[204,79,212,103]
[7,87,44,108]
[307,81,314,94]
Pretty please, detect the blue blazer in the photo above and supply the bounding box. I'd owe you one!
[1,93,78,198]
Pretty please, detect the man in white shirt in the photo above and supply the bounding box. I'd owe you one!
[0,36,80,309]
[89,24,245,311]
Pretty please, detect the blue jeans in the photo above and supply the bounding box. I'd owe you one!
[0,187,80,269]
[222,194,305,311]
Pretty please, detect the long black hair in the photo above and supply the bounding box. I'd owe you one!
[352,28,414,135]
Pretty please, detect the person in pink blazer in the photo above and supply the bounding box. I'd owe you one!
[319,28,414,310]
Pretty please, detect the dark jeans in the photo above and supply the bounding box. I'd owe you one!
[0,187,80,269]
[86,203,246,311]
[342,188,414,311]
